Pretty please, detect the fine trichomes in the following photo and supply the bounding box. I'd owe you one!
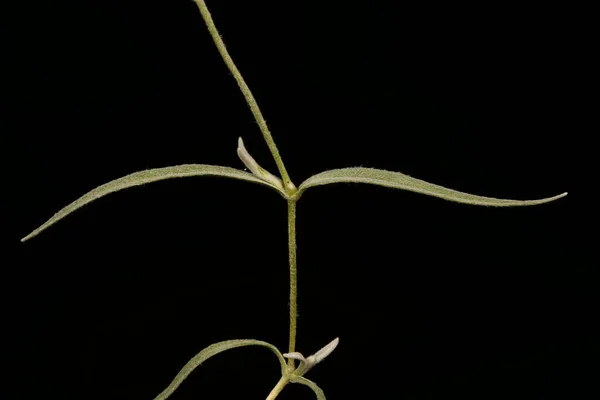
[21,0,567,399]
[20,140,567,243]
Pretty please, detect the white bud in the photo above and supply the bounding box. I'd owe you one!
[236,137,283,189]
[237,137,261,177]
[312,337,339,364]
[282,352,306,362]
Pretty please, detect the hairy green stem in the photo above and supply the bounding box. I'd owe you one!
[287,200,298,368]
[194,0,300,394]
[265,375,290,400]
[194,0,294,190]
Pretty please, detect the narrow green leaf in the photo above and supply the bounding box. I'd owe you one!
[21,164,286,242]
[295,167,567,206]
[153,339,287,400]
[290,376,327,400]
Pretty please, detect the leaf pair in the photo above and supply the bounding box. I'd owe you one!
[20,139,566,241]
[151,339,327,400]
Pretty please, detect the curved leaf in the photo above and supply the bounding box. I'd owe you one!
[21,164,286,242]
[290,376,327,400]
[153,339,286,400]
[295,167,567,206]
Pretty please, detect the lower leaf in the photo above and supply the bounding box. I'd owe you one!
[290,376,327,400]
[152,339,286,400]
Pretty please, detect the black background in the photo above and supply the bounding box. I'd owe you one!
[3,1,589,399]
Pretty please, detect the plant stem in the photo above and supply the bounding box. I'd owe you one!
[194,0,294,190]
[287,200,298,368]
[265,375,289,400]
[195,0,301,386]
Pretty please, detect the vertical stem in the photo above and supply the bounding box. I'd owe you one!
[194,0,294,190]
[265,376,289,400]
[195,0,301,382]
[287,200,298,368]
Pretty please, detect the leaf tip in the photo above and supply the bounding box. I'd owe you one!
[236,137,260,176]
[283,351,306,362]
[21,231,36,243]
[542,191,568,204]
[313,337,339,363]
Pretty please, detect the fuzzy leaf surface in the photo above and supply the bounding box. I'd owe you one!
[22,164,285,241]
[296,167,567,206]
[153,339,286,400]
[290,376,327,400]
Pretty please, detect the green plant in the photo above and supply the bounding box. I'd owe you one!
[21,1,567,399]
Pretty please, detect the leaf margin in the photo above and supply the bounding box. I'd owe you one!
[290,376,327,400]
[294,167,567,206]
[152,339,287,400]
[21,164,285,242]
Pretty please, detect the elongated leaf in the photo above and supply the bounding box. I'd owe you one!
[290,376,327,400]
[295,167,567,206]
[21,164,286,242]
[153,339,286,400]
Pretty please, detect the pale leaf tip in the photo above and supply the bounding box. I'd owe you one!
[544,191,568,203]
[237,137,260,176]
[21,231,36,242]
[283,352,306,362]
[313,337,339,363]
